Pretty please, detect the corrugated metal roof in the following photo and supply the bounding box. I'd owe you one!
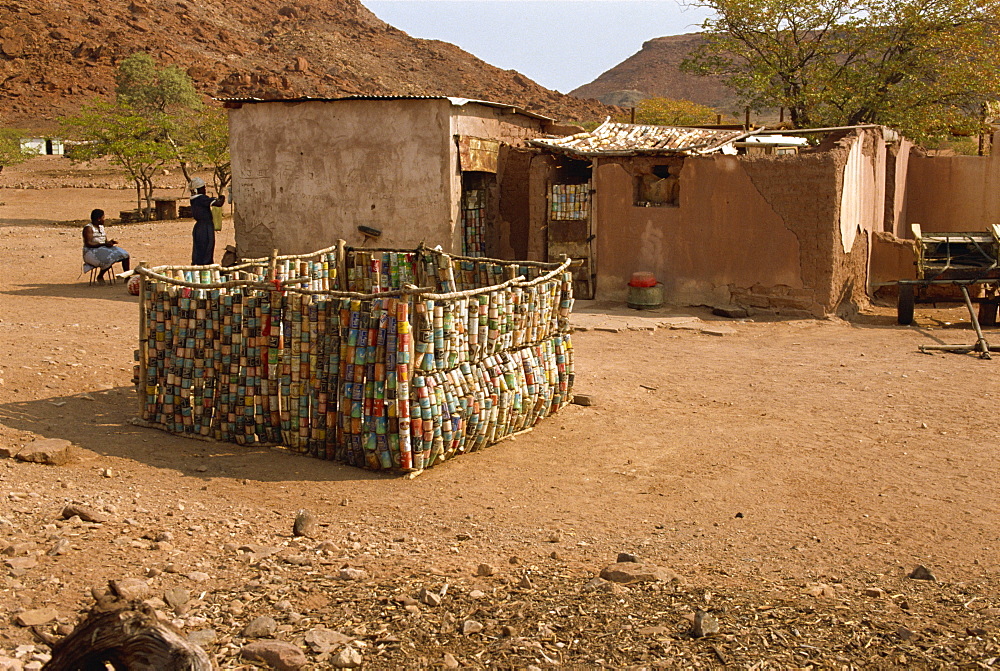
[528,120,758,156]
[217,95,553,122]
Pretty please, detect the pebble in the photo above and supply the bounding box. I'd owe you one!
[304,627,353,653]
[864,587,885,598]
[462,619,484,635]
[616,552,640,563]
[691,610,720,638]
[420,588,442,607]
[571,394,594,407]
[443,652,460,668]
[339,567,367,581]
[242,616,278,638]
[110,578,150,601]
[582,577,625,595]
[60,504,106,523]
[909,565,936,581]
[293,509,319,538]
[186,571,211,583]
[331,647,363,668]
[187,629,217,647]
[15,608,58,627]
[599,562,679,584]
[241,640,307,671]
[546,531,562,543]
[476,563,495,577]
[14,439,73,466]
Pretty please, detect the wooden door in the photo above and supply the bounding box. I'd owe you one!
[547,180,594,299]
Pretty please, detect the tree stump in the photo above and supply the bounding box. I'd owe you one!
[44,601,212,671]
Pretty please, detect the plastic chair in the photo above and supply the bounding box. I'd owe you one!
[86,261,120,286]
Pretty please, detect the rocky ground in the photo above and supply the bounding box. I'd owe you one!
[2,158,1000,669]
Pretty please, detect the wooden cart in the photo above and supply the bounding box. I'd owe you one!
[897,224,1000,358]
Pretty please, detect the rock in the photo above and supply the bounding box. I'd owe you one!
[243,615,278,638]
[331,647,362,668]
[700,325,738,336]
[462,619,484,635]
[572,394,594,407]
[0,655,22,671]
[896,626,916,641]
[293,57,309,72]
[550,551,561,560]
[186,571,211,582]
[3,542,35,556]
[476,563,495,577]
[616,552,640,563]
[419,588,441,607]
[15,608,58,627]
[187,629,217,647]
[109,578,150,600]
[60,504,106,523]
[638,625,671,636]
[455,532,473,541]
[293,509,319,538]
[241,640,307,670]
[47,539,71,556]
[443,652,460,668]
[163,587,190,613]
[4,556,38,571]
[0,445,17,459]
[517,575,534,589]
[864,587,885,598]
[968,627,989,637]
[469,589,486,599]
[304,627,352,653]
[582,577,625,594]
[15,439,73,466]
[691,610,720,638]
[909,565,936,581]
[599,562,679,584]
[546,531,562,543]
[804,583,837,599]
[712,305,749,319]
[338,567,367,581]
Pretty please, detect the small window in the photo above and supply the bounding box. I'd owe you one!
[635,163,680,207]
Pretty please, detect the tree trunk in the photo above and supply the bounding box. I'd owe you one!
[134,179,143,214]
[44,601,212,671]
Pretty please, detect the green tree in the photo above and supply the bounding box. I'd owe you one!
[62,102,175,216]
[116,52,203,183]
[619,98,720,126]
[178,106,231,196]
[683,0,1000,141]
[0,125,36,173]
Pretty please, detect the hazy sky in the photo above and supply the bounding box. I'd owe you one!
[360,1,714,94]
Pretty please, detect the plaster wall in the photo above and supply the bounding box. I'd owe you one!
[903,140,1000,234]
[229,99,455,258]
[590,130,878,315]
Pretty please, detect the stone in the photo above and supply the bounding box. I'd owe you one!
[60,504,106,523]
[187,629,217,647]
[109,578,150,601]
[599,562,679,584]
[572,394,594,407]
[338,567,367,581]
[0,445,17,459]
[186,571,211,582]
[5,556,38,571]
[164,587,191,612]
[462,619,484,635]
[909,565,936,581]
[469,589,486,599]
[419,588,441,607]
[241,640,307,671]
[443,652,460,668]
[330,647,362,668]
[242,615,278,638]
[896,626,916,641]
[864,587,885,598]
[15,608,58,627]
[293,509,319,538]
[616,552,640,563]
[712,306,749,319]
[700,325,738,336]
[293,57,309,72]
[15,439,73,466]
[691,610,720,638]
[582,577,625,595]
[476,563,495,577]
[517,576,534,589]
[546,531,562,543]
[0,655,22,671]
[304,627,352,653]
[47,539,70,556]
[638,625,671,636]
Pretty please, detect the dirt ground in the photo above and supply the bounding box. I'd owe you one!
[2,156,1000,669]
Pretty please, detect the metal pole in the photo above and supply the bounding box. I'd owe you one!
[959,284,991,359]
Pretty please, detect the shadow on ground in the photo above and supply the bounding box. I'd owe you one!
[1,282,139,304]
[0,386,387,484]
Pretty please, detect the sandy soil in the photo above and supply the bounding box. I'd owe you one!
[1,157,1000,669]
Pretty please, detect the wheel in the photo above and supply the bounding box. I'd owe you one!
[978,301,998,326]
[897,284,915,325]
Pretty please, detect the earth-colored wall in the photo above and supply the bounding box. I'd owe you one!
[903,134,1000,234]
[230,99,454,258]
[589,130,884,315]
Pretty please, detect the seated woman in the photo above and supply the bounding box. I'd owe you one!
[83,208,130,284]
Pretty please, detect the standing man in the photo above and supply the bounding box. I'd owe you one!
[189,177,225,265]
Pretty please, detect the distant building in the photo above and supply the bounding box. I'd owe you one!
[19,138,65,155]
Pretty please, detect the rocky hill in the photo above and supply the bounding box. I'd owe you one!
[0,0,612,132]
[571,33,744,118]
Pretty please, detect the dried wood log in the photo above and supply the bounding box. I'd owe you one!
[44,601,212,671]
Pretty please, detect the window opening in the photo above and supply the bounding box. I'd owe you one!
[635,162,681,207]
